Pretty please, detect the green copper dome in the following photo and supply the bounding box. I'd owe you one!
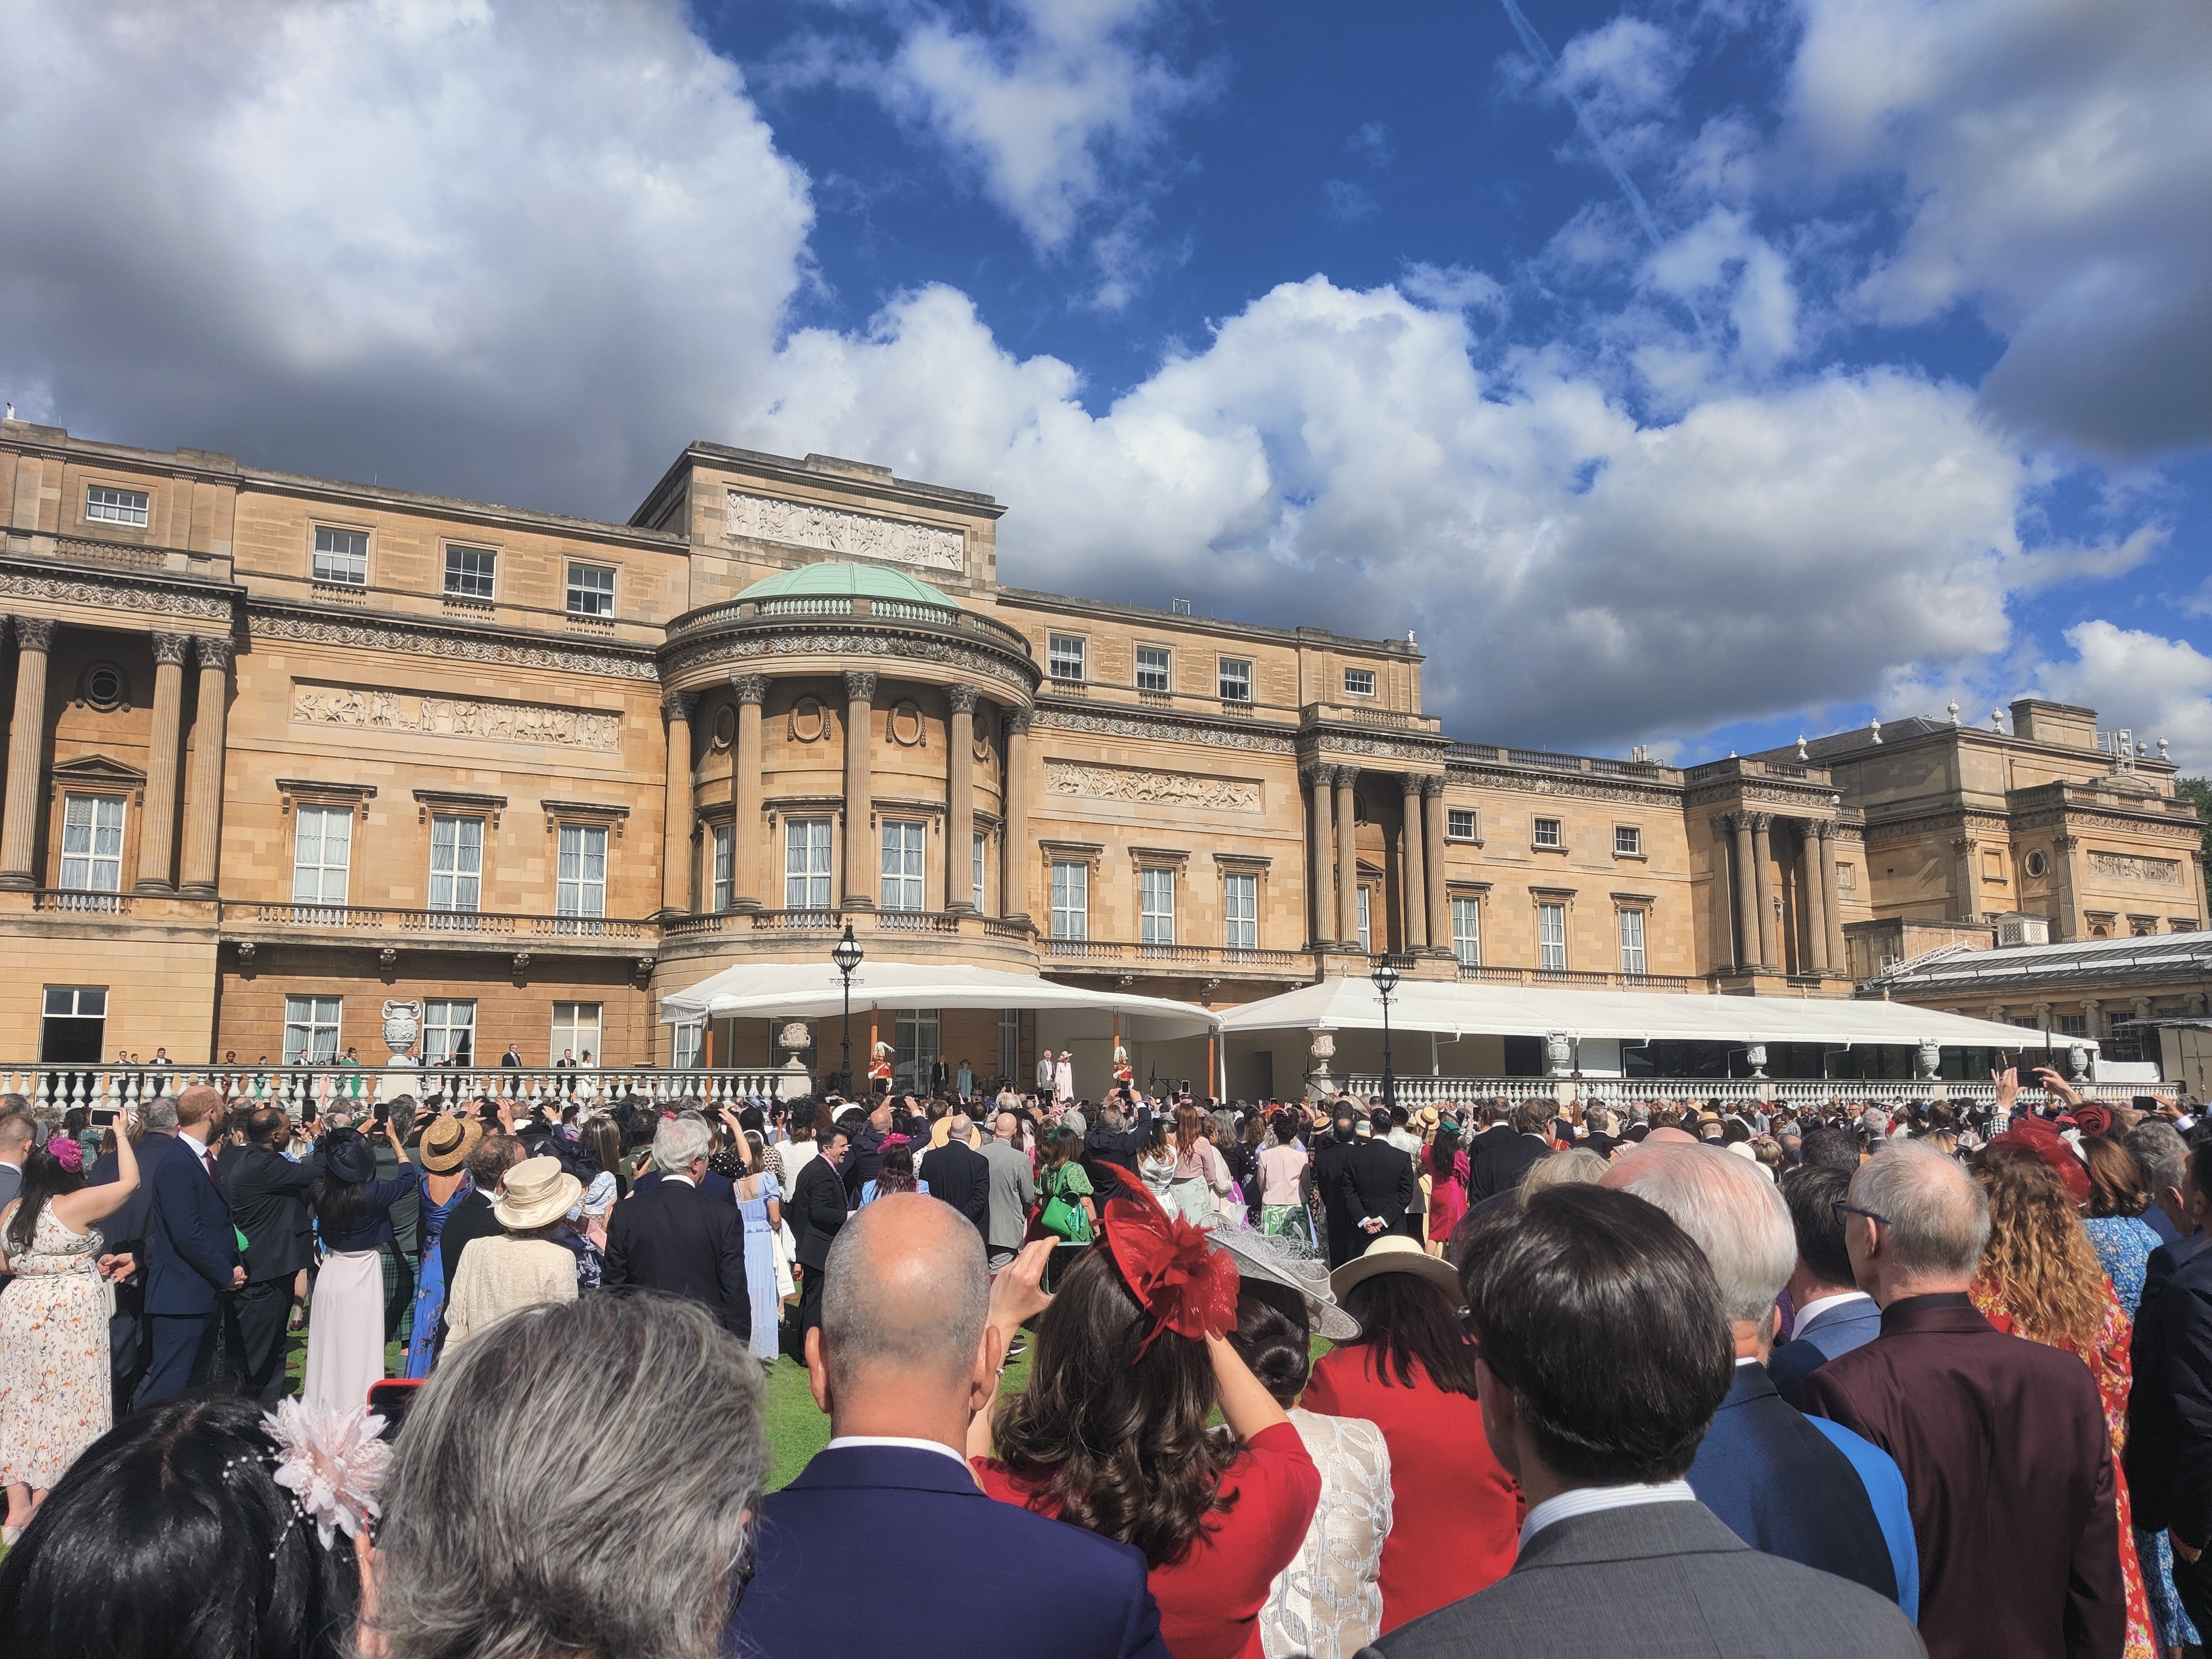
[735,562,955,607]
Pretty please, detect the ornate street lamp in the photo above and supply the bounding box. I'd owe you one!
[831,923,864,1098]
[1371,956,1402,1113]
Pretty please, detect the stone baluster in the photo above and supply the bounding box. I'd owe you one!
[0,616,55,889]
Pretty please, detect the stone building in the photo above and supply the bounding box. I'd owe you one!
[1,416,2203,1088]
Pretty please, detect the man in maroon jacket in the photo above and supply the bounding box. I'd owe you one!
[1803,1140,2124,1659]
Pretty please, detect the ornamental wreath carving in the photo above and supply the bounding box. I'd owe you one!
[665,629,1034,693]
[292,682,623,752]
[724,489,964,574]
[0,567,235,622]
[2088,851,2183,886]
[1045,760,1262,812]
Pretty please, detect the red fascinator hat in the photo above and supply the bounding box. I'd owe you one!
[1990,1114,2090,1205]
[1102,1196,1240,1358]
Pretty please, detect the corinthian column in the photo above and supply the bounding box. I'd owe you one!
[1400,773,1428,951]
[1002,708,1031,922]
[1750,813,1777,968]
[947,686,977,912]
[1335,768,1361,947]
[0,617,56,889]
[1423,778,1449,952]
[134,633,191,892]
[842,671,877,909]
[1801,822,1830,974]
[730,675,765,910]
[659,689,697,916]
[179,636,232,896]
[1306,765,1335,946]
[1820,826,1847,971]
[1729,812,1758,971]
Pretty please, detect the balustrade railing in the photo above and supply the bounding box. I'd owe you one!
[1458,963,1700,992]
[1039,938,1305,974]
[1339,1074,2145,1109]
[0,1065,795,1117]
[221,902,650,941]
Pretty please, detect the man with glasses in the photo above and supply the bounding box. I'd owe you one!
[1802,1142,2123,1659]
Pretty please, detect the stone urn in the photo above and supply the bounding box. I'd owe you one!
[1545,1032,1573,1077]
[380,999,421,1061]
[1305,1028,1338,1102]
[1915,1038,1942,1082]
[778,1021,813,1101]
[1744,1044,1768,1081]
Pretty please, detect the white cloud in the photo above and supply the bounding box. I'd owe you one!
[1322,180,1379,226]
[0,0,812,517]
[1345,121,1395,168]
[1551,15,1690,141]
[2032,622,2212,767]
[1785,0,2212,457]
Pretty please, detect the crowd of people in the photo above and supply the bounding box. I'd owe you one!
[0,1059,2207,1659]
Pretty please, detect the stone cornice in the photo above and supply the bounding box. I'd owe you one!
[0,558,239,624]
[1030,703,1297,755]
[662,625,1036,697]
[1448,760,1686,806]
[247,601,659,682]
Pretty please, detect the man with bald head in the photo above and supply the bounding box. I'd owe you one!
[733,1197,1165,1658]
[1802,1141,2124,1659]
[1601,1142,1916,1614]
[140,1083,244,1404]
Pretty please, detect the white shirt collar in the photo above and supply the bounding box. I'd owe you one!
[1520,1480,1696,1549]
[1791,1290,1874,1332]
[825,1435,967,1466]
[664,1171,698,1188]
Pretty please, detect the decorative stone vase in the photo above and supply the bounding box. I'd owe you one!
[1545,1032,1573,1077]
[1745,1044,1768,1080]
[1915,1038,1942,1081]
[779,1021,814,1101]
[380,999,422,1060]
[1305,1028,1338,1101]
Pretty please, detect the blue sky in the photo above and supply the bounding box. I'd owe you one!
[4,0,2208,764]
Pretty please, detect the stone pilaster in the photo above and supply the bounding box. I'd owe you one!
[178,636,232,896]
[0,617,56,889]
[841,671,877,909]
[659,688,697,917]
[134,632,191,893]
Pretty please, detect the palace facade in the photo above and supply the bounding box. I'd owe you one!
[1,416,2203,1091]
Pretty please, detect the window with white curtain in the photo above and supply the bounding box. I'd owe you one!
[429,816,483,912]
[972,832,987,912]
[1619,908,1647,974]
[291,805,351,906]
[1051,860,1088,940]
[711,823,734,911]
[556,824,607,920]
[881,822,925,910]
[1140,868,1175,945]
[551,1001,603,1062]
[1357,885,1371,953]
[1538,902,1568,970]
[1224,872,1258,949]
[786,818,833,909]
[60,795,125,893]
[283,996,342,1064]
[1452,895,1481,967]
[422,999,477,1063]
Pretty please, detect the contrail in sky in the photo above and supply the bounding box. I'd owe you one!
[1496,0,1668,258]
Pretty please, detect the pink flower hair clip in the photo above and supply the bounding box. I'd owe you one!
[264,1399,390,1552]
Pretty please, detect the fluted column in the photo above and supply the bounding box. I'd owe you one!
[1305,765,1335,946]
[841,671,877,909]
[659,689,696,916]
[1819,826,1847,972]
[1001,707,1031,922]
[1335,768,1361,947]
[1800,821,1829,974]
[729,674,765,909]
[947,686,977,911]
[1399,773,1428,950]
[178,636,232,896]
[1729,812,1758,971]
[1750,813,1777,969]
[0,617,56,889]
[1422,778,1449,952]
[133,633,190,892]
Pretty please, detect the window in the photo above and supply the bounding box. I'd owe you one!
[1618,908,1647,974]
[312,525,368,586]
[1048,634,1086,681]
[2024,849,2050,878]
[785,818,833,909]
[671,1023,703,1071]
[1538,902,1568,969]
[1357,885,1372,953]
[1533,817,1563,849]
[972,832,988,912]
[1218,658,1253,702]
[551,1001,603,1063]
[83,663,127,709]
[1448,808,1478,841]
[893,1009,941,1092]
[998,1008,1020,1084]
[291,805,352,906]
[422,999,477,1064]
[711,823,734,912]
[1614,825,1642,857]
[556,823,607,920]
[444,544,496,601]
[1225,872,1258,949]
[59,794,125,894]
[1136,646,1171,693]
[40,986,107,1065]
[429,815,484,913]
[1140,867,1176,945]
[881,821,925,910]
[1452,896,1481,967]
[1051,859,1088,940]
[85,484,149,528]
[283,996,343,1064]
[1343,667,1376,697]
[2058,1013,2088,1037]
[566,562,615,616]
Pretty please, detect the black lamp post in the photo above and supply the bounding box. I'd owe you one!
[1371,956,1402,1112]
[831,922,864,1098]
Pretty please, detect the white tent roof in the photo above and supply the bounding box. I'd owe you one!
[1217,978,2096,1055]
[658,960,1222,1040]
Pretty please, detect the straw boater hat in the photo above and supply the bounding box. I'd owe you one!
[494,1155,584,1232]
[418,1113,481,1175]
[1328,1233,1463,1303]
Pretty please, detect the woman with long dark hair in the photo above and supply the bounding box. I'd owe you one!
[1423,1124,1468,1257]
[972,1198,1320,1659]
[1167,1104,1231,1224]
[0,1126,140,1542]
[302,1119,414,1413]
[1304,1235,1520,1634]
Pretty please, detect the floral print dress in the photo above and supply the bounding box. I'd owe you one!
[0,1204,111,1489]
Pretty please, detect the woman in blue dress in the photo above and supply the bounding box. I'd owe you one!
[404,1114,479,1379]
[734,1132,784,1368]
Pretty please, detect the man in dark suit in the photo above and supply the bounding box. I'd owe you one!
[1803,1141,2124,1659]
[918,1113,990,1234]
[733,1194,1164,1658]
[1365,1185,1919,1659]
[1470,1100,1552,1201]
[2130,1136,2212,1631]
[1463,1102,1514,1192]
[140,1085,244,1406]
[1081,1099,1156,1207]
[793,1121,853,1334]
[1338,1110,1417,1250]
[1606,1142,1914,1612]
[1767,1164,1884,1406]
[603,1115,749,1343]
[843,1098,894,1206]
[1311,1108,1361,1266]
[224,1107,317,1405]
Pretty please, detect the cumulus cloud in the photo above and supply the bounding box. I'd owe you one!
[0,0,811,517]
[1786,0,2212,458]
[2032,622,2212,766]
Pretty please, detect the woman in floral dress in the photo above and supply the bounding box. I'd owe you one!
[0,1124,141,1541]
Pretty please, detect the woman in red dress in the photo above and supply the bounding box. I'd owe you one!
[971,1198,1320,1659]
[1423,1125,1469,1256]
[1305,1235,1521,1633]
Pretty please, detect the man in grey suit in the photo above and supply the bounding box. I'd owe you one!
[979,1110,1036,1273]
[1364,1184,1923,1659]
